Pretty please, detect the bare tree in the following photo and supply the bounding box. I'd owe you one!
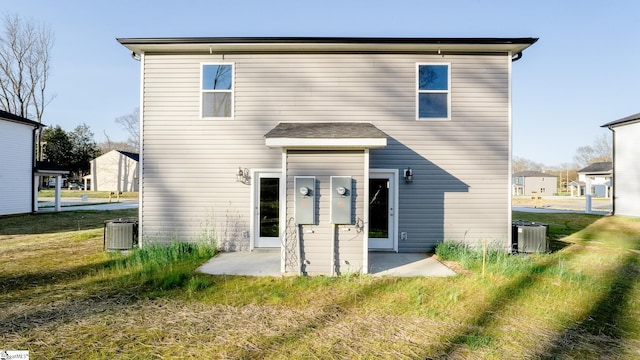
[0,13,54,166]
[0,13,54,122]
[573,134,612,168]
[115,107,139,150]
[512,156,545,173]
[96,140,137,154]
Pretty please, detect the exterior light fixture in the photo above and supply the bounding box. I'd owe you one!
[236,166,250,185]
[404,168,413,183]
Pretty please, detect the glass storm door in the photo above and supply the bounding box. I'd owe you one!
[255,172,281,248]
[368,173,395,250]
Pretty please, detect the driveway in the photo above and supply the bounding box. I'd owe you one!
[38,197,138,212]
[512,195,611,215]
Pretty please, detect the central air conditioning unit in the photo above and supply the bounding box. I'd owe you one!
[511,220,548,253]
[104,218,138,251]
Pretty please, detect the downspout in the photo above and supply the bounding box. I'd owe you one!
[31,127,37,213]
[130,50,142,247]
[511,52,523,62]
[605,125,615,215]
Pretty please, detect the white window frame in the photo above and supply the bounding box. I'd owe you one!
[200,62,235,119]
[416,62,451,121]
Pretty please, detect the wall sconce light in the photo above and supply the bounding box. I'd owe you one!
[404,167,413,183]
[236,166,250,185]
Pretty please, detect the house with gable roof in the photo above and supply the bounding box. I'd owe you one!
[0,110,69,215]
[570,161,612,198]
[602,112,640,217]
[118,36,537,275]
[512,171,558,196]
[88,149,139,192]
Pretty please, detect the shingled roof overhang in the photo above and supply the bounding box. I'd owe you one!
[0,109,44,128]
[117,37,538,55]
[265,122,387,149]
[601,112,640,129]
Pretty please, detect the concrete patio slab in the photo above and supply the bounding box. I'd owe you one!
[368,252,456,277]
[197,251,457,277]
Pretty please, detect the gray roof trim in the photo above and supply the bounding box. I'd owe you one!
[0,109,43,128]
[601,112,640,128]
[264,122,387,149]
[117,150,140,162]
[34,161,70,176]
[578,161,613,174]
[512,171,557,178]
[118,36,538,55]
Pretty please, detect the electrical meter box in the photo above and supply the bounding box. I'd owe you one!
[330,176,353,224]
[294,176,316,224]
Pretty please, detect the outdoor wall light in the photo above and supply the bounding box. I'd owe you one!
[236,166,250,185]
[404,168,413,183]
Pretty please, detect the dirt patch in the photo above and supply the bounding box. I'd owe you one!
[433,255,472,275]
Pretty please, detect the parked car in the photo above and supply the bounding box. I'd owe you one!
[68,183,84,190]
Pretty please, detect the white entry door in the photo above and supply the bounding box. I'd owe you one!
[254,171,282,248]
[368,171,397,250]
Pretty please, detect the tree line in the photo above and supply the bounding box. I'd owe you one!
[41,110,139,181]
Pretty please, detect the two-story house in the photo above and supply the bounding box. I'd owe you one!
[512,171,558,196]
[118,37,537,275]
[571,162,612,198]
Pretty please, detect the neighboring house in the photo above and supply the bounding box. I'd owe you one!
[570,162,612,198]
[0,110,43,216]
[118,36,537,275]
[512,171,558,196]
[88,150,139,192]
[0,110,69,215]
[602,112,640,217]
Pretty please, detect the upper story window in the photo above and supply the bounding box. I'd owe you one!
[417,63,450,120]
[201,64,233,118]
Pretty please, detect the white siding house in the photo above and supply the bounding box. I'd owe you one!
[89,150,139,192]
[573,162,612,198]
[602,113,640,217]
[0,110,42,216]
[118,37,537,275]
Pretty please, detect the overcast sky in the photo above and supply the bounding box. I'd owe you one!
[4,0,639,166]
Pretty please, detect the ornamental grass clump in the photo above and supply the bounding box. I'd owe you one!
[104,241,217,291]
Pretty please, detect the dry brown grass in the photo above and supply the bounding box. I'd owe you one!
[1,210,639,359]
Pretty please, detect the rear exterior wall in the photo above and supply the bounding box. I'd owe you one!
[140,52,512,251]
[613,122,640,217]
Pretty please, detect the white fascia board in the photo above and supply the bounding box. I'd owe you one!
[265,137,386,149]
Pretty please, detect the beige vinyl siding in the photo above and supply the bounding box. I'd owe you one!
[286,151,365,275]
[613,122,640,217]
[91,150,139,192]
[141,52,510,251]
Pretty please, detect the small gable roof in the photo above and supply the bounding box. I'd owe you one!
[0,109,43,128]
[601,112,640,128]
[512,171,557,178]
[265,122,387,149]
[578,161,612,174]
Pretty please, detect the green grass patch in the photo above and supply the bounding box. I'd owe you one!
[101,242,217,293]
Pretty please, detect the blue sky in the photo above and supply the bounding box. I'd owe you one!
[4,1,639,166]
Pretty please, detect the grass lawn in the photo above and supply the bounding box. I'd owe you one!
[1,210,639,359]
